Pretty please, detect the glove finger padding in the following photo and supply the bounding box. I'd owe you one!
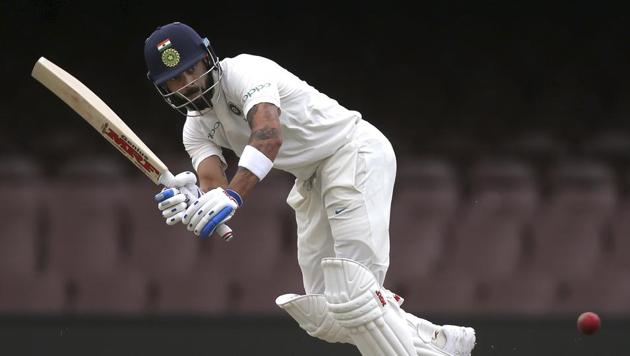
[162,201,187,218]
[155,187,180,203]
[186,193,224,232]
[182,193,212,227]
[199,206,235,238]
[155,180,202,227]
[166,211,186,225]
[192,200,233,235]
[158,193,187,210]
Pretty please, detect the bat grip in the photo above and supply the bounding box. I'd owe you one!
[214,223,234,242]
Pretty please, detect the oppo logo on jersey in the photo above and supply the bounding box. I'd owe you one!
[102,125,160,177]
[242,82,271,102]
[207,121,222,140]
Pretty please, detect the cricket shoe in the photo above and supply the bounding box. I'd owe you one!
[399,307,476,356]
[432,325,476,356]
[381,291,475,356]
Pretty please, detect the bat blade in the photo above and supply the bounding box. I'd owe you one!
[31,56,167,185]
[31,56,233,241]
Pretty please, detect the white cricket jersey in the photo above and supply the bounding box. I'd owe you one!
[182,54,361,179]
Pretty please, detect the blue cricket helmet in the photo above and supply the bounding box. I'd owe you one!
[144,22,210,86]
[144,22,223,115]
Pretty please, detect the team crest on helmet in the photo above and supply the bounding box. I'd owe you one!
[161,48,180,67]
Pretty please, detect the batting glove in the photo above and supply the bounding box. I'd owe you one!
[154,171,203,225]
[181,187,242,239]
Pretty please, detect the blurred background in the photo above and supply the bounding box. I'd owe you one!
[2,1,630,355]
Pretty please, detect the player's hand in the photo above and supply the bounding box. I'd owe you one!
[181,187,242,239]
[154,171,203,225]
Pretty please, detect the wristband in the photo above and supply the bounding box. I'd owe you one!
[238,145,273,181]
[225,188,243,207]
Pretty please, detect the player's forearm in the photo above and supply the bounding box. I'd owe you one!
[228,103,282,198]
[201,174,229,192]
[197,155,229,192]
[227,168,260,198]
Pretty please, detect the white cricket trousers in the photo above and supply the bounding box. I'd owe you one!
[286,120,397,294]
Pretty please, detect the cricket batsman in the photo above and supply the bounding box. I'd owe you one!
[146,22,476,356]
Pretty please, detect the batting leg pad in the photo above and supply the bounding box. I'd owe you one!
[275,293,351,344]
[321,258,418,356]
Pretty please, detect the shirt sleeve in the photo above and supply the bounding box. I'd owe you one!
[241,81,281,118]
[227,56,282,118]
[182,118,227,171]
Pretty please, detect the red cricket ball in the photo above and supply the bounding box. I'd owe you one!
[577,311,601,335]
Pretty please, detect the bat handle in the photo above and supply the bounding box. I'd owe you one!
[215,224,234,242]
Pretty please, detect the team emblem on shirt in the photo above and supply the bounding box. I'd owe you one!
[228,102,243,116]
[161,48,180,67]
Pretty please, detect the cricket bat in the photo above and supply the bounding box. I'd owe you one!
[31,56,234,241]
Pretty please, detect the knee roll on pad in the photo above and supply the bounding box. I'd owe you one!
[275,293,351,344]
[321,258,416,356]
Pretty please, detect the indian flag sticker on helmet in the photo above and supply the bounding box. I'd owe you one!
[157,38,172,52]
[161,48,180,67]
